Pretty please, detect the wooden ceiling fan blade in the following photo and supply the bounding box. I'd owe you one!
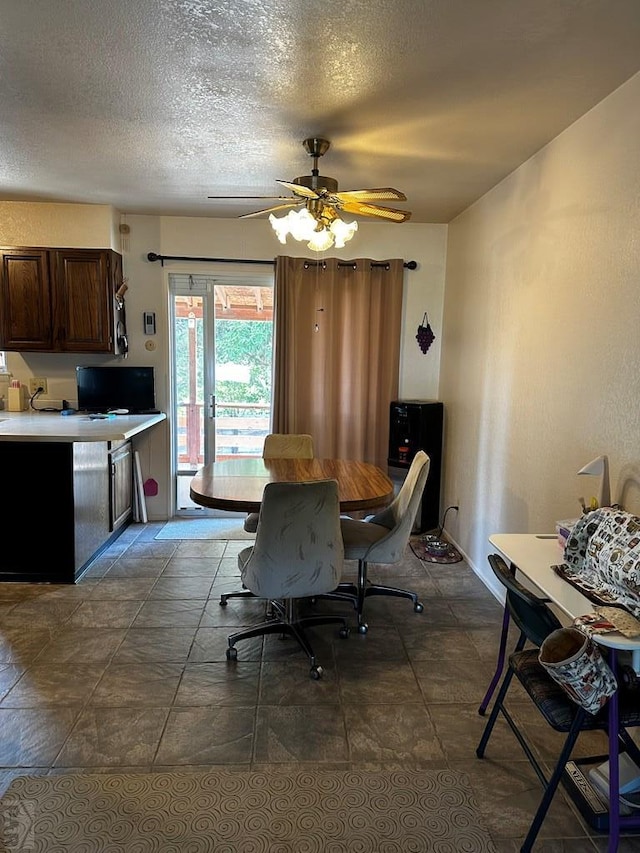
[335,188,407,203]
[238,201,303,219]
[275,180,320,199]
[339,201,412,222]
[207,195,294,200]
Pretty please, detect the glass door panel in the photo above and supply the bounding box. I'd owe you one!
[214,307,272,460]
[170,274,274,513]
[173,292,207,511]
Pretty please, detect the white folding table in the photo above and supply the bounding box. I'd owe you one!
[488,532,640,852]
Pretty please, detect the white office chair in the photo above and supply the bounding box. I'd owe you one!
[225,478,349,679]
[220,433,316,612]
[242,433,314,533]
[319,450,431,634]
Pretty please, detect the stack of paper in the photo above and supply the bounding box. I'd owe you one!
[588,754,640,810]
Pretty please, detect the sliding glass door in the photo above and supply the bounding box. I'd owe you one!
[169,271,274,513]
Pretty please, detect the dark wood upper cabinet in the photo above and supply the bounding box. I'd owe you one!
[0,248,52,350]
[0,247,125,354]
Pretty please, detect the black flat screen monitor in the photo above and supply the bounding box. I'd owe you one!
[76,366,156,413]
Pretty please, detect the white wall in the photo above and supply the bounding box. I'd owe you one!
[440,70,640,595]
[3,209,446,519]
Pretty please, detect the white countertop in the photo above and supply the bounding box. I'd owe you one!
[0,409,166,442]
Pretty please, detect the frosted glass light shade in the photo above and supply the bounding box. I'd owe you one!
[269,212,292,244]
[307,228,334,252]
[330,217,358,248]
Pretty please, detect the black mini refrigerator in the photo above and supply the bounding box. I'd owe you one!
[388,400,443,533]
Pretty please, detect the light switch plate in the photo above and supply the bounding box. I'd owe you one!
[143,311,156,335]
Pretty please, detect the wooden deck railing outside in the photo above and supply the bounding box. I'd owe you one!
[176,402,270,468]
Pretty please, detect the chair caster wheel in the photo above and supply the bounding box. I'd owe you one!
[358,623,368,634]
[620,665,639,688]
[310,666,323,680]
[414,601,424,613]
[339,627,350,639]
[226,647,237,660]
[220,598,228,607]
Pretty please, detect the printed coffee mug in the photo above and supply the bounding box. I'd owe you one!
[539,626,617,715]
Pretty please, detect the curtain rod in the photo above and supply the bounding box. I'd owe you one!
[147,252,417,269]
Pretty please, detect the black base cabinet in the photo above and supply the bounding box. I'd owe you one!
[388,400,444,533]
[0,441,130,582]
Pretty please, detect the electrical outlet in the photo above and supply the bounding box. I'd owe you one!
[29,377,47,394]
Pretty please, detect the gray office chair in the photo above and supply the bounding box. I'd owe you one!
[319,450,430,634]
[225,478,349,679]
[221,432,316,612]
[242,433,314,533]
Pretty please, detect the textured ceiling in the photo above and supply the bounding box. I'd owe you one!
[1,0,640,223]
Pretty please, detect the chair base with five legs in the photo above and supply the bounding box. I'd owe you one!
[226,599,349,679]
[315,451,431,634]
[324,559,424,634]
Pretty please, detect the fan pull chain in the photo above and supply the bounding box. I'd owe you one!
[311,258,326,332]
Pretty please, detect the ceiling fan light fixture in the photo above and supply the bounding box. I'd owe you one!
[269,206,358,251]
[211,137,410,246]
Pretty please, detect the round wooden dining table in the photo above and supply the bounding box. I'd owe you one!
[189,457,394,514]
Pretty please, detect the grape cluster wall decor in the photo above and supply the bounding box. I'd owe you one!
[416,312,435,354]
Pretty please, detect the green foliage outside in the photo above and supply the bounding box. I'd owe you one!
[174,317,272,416]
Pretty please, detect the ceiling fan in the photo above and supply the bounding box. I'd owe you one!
[207,138,411,244]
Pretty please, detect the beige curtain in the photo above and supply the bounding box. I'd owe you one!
[272,256,404,468]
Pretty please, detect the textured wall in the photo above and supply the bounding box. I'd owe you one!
[0,202,116,248]
[440,71,640,594]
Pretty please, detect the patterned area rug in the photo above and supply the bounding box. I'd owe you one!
[155,517,255,540]
[1,769,497,852]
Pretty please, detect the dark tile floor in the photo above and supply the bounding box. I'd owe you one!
[1,522,639,851]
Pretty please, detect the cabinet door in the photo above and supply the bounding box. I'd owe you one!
[109,440,133,530]
[52,249,117,352]
[0,248,53,350]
